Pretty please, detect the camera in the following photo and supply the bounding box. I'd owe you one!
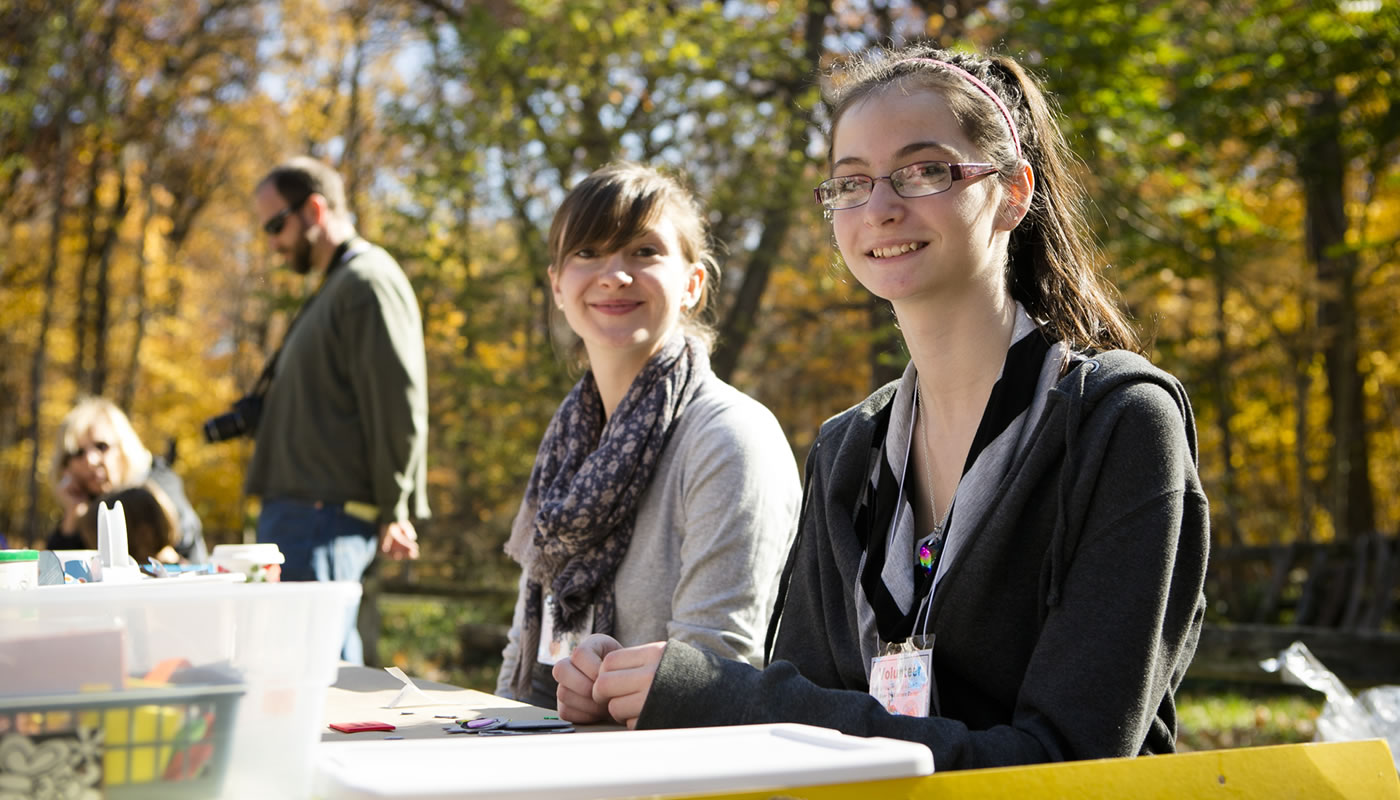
[203,394,264,442]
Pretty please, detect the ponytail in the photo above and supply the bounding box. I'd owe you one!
[824,45,1141,355]
[992,56,1141,354]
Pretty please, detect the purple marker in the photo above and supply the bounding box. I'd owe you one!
[462,717,506,731]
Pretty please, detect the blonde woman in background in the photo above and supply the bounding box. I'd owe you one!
[46,397,207,562]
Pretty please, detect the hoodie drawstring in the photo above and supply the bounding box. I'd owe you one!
[1047,358,1096,608]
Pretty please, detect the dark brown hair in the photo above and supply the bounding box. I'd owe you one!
[548,162,720,351]
[259,155,349,215]
[824,44,1141,354]
[78,484,180,564]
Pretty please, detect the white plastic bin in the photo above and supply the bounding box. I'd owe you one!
[316,723,936,799]
[1,580,360,799]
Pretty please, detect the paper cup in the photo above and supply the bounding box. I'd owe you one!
[0,549,39,590]
[210,544,285,582]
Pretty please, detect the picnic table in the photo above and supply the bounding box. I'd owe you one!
[318,666,1399,799]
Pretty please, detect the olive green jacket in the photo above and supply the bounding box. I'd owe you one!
[245,243,429,525]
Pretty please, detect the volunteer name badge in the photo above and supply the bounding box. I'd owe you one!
[869,649,933,717]
[537,594,593,666]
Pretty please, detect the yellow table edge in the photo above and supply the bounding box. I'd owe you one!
[640,739,1398,800]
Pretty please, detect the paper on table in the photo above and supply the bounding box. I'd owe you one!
[384,666,436,708]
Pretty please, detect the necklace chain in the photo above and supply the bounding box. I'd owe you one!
[915,387,950,533]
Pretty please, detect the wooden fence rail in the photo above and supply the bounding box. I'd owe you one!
[1197,532,1400,686]
[1207,532,1400,630]
[363,535,1400,687]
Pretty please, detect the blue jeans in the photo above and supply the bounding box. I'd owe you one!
[256,498,378,664]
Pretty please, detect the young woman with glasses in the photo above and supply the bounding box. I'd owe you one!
[562,45,1209,770]
[496,162,802,713]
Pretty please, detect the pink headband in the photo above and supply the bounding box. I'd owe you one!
[899,58,1021,160]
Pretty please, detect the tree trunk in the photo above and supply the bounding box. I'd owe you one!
[578,89,613,170]
[0,325,21,535]
[1212,243,1239,547]
[1302,90,1374,539]
[121,181,156,411]
[343,4,369,227]
[1294,362,1314,542]
[502,169,552,366]
[23,127,68,543]
[71,9,120,392]
[711,0,829,380]
[74,154,103,389]
[713,204,796,381]
[90,169,130,398]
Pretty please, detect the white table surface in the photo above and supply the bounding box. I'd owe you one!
[322,665,625,742]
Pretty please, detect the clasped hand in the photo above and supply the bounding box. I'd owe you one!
[551,634,666,729]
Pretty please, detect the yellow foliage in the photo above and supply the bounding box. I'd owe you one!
[3,0,1399,566]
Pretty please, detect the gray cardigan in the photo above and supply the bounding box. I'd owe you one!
[496,374,802,704]
[637,350,1210,771]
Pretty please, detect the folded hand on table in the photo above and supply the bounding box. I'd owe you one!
[553,633,623,724]
[552,635,668,728]
[592,640,667,730]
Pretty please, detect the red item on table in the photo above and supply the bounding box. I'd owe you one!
[328,721,397,733]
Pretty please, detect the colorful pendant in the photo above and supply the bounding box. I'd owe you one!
[918,543,935,572]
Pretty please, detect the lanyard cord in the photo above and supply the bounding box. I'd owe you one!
[891,383,943,644]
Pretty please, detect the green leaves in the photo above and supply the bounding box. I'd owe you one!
[5,0,1399,561]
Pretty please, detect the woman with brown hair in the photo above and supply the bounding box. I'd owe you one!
[495,162,801,713]
[564,45,1209,770]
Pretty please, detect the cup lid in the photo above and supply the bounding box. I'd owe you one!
[210,543,285,564]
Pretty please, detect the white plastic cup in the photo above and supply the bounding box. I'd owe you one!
[210,543,285,582]
[0,549,40,590]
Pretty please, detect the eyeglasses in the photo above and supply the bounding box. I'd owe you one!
[63,441,111,465]
[814,161,998,211]
[262,196,309,235]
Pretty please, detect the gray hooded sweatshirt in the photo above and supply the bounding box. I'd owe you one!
[636,350,1210,771]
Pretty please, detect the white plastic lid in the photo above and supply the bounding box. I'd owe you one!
[210,543,286,565]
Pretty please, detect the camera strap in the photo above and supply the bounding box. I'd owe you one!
[248,237,365,396]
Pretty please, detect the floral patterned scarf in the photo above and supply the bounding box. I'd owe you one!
[504,333,709,700]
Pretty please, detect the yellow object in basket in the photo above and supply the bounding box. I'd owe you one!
[100,705,182,783]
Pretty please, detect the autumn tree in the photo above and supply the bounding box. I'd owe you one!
[0,0,266,541]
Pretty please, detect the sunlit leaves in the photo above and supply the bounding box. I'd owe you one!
[1004,0,1400,543]
[5,0,1400,563]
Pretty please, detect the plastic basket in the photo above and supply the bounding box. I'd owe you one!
[0,683,243,800]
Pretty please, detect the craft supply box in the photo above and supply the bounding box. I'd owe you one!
[0,682,244,799]
[1,580,360,799]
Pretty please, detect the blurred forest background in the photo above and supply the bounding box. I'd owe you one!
[2,0,1398,719]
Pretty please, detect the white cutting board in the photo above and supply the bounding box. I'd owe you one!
[315,722,934,799]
